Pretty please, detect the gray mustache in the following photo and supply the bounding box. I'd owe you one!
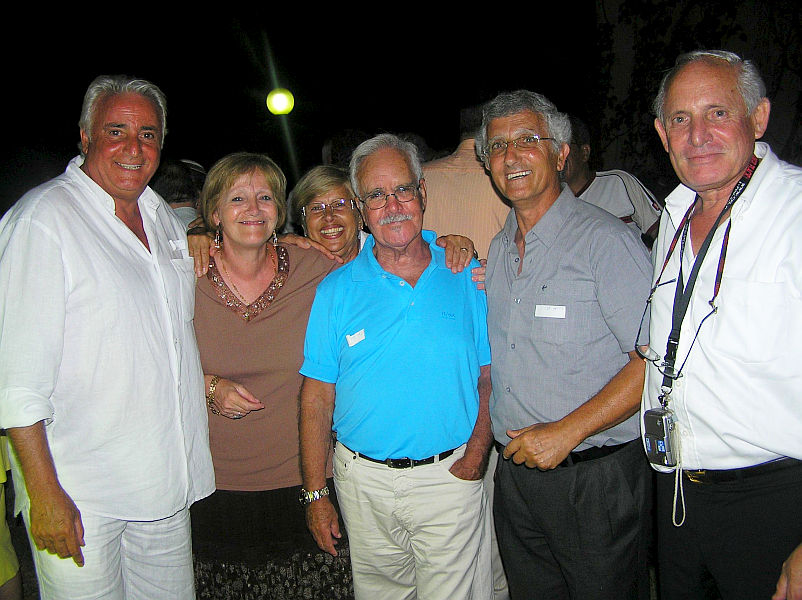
[377,214,413,226]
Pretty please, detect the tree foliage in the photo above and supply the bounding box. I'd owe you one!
[594,0,801,201]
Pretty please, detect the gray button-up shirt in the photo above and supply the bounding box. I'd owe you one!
[486,186,652,451]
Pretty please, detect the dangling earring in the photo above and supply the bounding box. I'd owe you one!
[214,226,222,250]
[272,231,278,245]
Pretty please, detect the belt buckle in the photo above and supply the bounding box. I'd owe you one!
[386,457,412,468]
[685,469,707,483]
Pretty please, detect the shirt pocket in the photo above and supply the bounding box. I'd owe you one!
[529,280,604,347]
[169,257,197,322]
[710,278,798,367]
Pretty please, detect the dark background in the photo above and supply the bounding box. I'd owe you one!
[2,3,800,216]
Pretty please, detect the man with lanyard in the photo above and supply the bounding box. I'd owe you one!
[641,49,802,600]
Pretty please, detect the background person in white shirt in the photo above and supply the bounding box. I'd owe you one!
[641,50,802,600]
[0,75,214,599]
[563,115,662,248]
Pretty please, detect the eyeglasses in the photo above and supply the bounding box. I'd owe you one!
[486,134,555,157]
[302,198,354,218]
[634,281,682,380]
[361,183,421,210]
[634,278,717,382]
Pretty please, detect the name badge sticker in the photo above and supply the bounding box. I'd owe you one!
[346,329,366,347]
[534,305,566,319]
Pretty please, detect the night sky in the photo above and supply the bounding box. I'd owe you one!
[1,14,598,213]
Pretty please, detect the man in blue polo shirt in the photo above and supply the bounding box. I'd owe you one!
[299,133,494,600]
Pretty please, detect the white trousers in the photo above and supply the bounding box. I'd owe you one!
[26,506,194,600]
[334,441,493,600]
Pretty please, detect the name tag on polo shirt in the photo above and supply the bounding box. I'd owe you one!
[535,305,566,319]
[346,329,366,347]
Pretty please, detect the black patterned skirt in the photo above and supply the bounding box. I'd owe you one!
[191,482,353,599]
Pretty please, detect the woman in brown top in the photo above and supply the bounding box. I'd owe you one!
[190,153,350,598]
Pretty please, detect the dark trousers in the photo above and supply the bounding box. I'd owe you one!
[656,459,802,600]
[494,441,652,600]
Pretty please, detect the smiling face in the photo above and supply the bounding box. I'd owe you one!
[486,110,568,211]
[303,184,362,261]
[358,147,426,252]
[213,170,279,253]
[80,92,162,207]
[655,60,770,204]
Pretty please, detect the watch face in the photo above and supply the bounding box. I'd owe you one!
[299,489,309,505]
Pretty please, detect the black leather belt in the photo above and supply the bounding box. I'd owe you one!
[559,440,634,467]
[495,439,634,468]
[340,442,456,469]
[683,457,801,484]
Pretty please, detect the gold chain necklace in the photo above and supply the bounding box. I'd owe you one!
[218,244,278,305]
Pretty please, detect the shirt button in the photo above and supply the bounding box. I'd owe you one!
[510,343,515,349]
[505,386,511,393]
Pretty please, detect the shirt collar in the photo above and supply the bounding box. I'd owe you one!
[664,141,775,226]
[66,155,161,215]
[350,229,442,281]
[500,184,577,250]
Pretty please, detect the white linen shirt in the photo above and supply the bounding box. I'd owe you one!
[0,157,214,519]
[641,143,802,471]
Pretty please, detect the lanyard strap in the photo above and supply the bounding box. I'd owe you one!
[658,154,760,395]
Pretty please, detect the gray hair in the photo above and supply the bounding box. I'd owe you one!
[349,133,423,197]
[652,50,767,124]
[475,90,571,166]
[78,75,168,153]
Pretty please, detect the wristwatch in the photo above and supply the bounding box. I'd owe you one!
[299,486,330,505]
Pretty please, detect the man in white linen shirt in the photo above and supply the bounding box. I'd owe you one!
[0,75,214,599]
[641,50,802,600]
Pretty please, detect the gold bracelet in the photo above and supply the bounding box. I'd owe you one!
[206,375,221,415]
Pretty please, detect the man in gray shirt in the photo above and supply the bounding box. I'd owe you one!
[477,90,653,599]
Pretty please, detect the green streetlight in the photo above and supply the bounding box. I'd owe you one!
[266,88,294,115]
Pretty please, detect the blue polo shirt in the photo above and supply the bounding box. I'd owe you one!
[301,230,491,460]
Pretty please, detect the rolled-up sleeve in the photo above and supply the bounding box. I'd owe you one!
[0,215,66,429]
